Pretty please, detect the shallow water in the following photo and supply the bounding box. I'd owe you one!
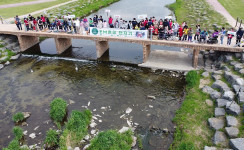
[0,57,185,149]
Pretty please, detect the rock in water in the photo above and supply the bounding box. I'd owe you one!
[147,95,156,100]
[119,126,130,133]
[29,133,36,139]
[126,107,132,114]
[131,136,137,147]
[23,112,31,119]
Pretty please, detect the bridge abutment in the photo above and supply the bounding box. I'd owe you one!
[192,49,200,68]
[96,40,109,58]
[17,35,39,51]
[143,43,151,63]
[54,38,72,54]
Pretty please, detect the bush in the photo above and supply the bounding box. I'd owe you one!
[88,130,133,150]
[59,110,92,148]
[185,70,200,89]
[66,110,92,139]
[13,127,23,141]
[12,112,25,123]
[3,139,20,150]
[50,98,67,123]
[45,129,59,147]
[176,142,195,150]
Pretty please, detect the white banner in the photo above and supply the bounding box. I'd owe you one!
[138,14,147,20]
[90,28,148,39]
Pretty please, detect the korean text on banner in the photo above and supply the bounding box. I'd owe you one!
[90,28,148,39]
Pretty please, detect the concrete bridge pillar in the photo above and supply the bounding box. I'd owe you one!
[192,48,200,68]
[96,40,109,58]
[54,38,72,54]
[17,35,39,51]
[143,43,151,63]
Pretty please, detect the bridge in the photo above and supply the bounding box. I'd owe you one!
[0,24,243,69]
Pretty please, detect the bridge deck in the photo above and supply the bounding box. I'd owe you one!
[0,24,243,52]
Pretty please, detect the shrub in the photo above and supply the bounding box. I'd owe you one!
[66,110,92,139]
[88,130,133,150]
[50,98,67,123]
[3,139,20,150]
[12,112,25,123]
[45,129,59,147]
[13,127,23,141]
[185,70,200,89]
[59,110,92,148]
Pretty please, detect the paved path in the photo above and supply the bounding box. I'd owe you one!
[3,0,77,22]
[0,0,56,9]
[206,0,243,28]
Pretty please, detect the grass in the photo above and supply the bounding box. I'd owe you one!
[45,129,59,148]
[50,97,67,124]
[170,71,214,149]
[0,0,69,18]
[3,139,20,150]
[46,0,119,20]
[13,127,23,141]
[0,0,34,5]
[167,0,230,30]
[0,48,16,64]
[59,110,92,149]
[218,0,244,22]
[12,112,25,123]
[87,130,133,150]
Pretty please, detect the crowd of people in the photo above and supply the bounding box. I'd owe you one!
[14,14,244,47]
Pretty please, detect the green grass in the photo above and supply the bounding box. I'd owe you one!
[170,71,214,149]
[0,0,34,5]
[12,112,25,123]
[167,0,230,30]
[59,110,92,149]
[3,139,20,150]
[50,97,67,124]
[0,0,69,18]
[13,127,23,141]
[0,48,16,64]
[87,130,133,150]
[218,0,244,21]
[46,0,119,20]
[45,129,59,148]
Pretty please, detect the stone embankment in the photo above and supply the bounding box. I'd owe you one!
[0,34,21,70]
[201,51,244,150]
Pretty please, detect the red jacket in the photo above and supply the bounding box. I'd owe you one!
[179,27,183,37]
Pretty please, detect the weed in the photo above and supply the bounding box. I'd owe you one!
[13,127,23,141]
[185,70,200,89]
[3,139,20,150]
[12,112,25,123]
[136,135,143,149]
[50,98,67,123]
[88,130,133,150]
[45,129,59,147]
[176,142,195,150]
[59,110,92,148]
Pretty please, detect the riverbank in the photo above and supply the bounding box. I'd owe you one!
[217,0,244,24]
[171,50,244,149]
[168,0,230,30]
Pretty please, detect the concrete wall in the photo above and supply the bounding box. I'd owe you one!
[96,40,109,58]
[54,38,72,54]
[17,35,39,51]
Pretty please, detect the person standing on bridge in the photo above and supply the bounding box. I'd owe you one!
[219,27,226,45]
[15,15,22,30]
[236,27,243,47]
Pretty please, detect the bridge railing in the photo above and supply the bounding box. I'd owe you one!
[0,16,10,24]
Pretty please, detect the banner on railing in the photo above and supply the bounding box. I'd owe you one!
[90,28,148,39]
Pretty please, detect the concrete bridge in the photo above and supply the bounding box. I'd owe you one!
[0,24,243,69]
